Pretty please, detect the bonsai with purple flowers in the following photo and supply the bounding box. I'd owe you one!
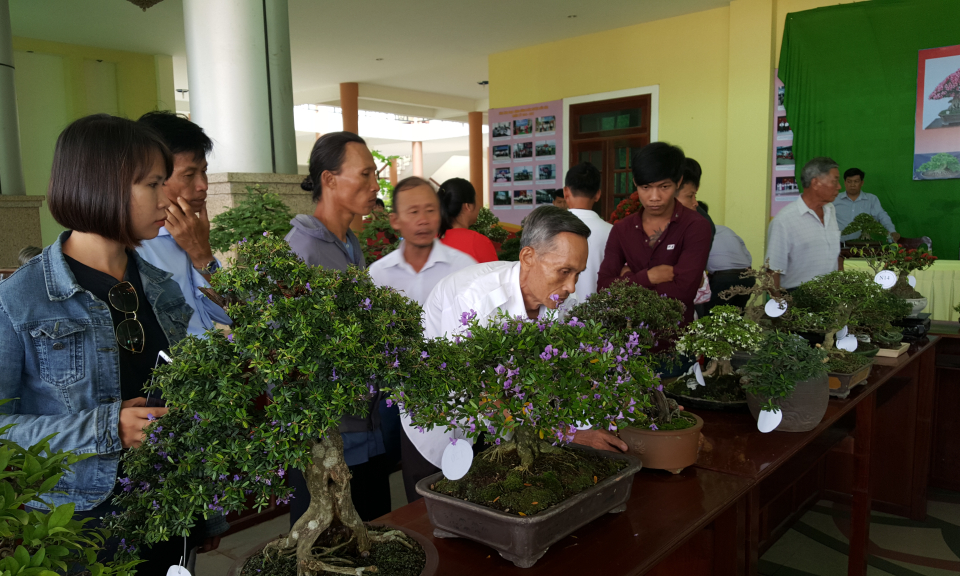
[930,66,960,125]
[106,234,433,575]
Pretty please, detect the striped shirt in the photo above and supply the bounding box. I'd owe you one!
[765,195,840,289]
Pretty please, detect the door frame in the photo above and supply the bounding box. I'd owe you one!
[561,85,660,181]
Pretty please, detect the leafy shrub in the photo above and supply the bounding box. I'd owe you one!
[741,331,828,412]
[675,305,764,362]
[357,210,399,263]
[470,207,509,244]
[841,213,889,241]
[208,186,293,254]
[569,280,685,353]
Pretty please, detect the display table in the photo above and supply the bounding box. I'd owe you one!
[844,259,960,321]
[375,338,939,576]
[928,322,960,492]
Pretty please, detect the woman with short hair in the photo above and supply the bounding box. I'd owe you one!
[0,114,200,570]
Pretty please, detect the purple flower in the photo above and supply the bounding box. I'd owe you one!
[386,398,393,408]
[146,413,155,422]
[277,468,285,478]
[227,334,234,342]
[305,282,312,292]
[421,351,429,359]
[459,310,477,326]
[449,437,458,446]
[649,423,659,431]
[267,294,273,304]
[440,362,447,370]
[234,475,241,481]
[550,293,560,302]
[487,424,496,435]
[193,413,201,422]
[263,231,269,237]
[361,298,372,311]
[168,432,174,438]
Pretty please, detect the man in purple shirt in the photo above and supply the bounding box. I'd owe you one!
[598,142,711,325]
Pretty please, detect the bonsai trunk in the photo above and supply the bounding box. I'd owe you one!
[484,425,562,472]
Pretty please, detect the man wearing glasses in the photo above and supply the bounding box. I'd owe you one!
[136,111,231,337]
[597,142,712,326]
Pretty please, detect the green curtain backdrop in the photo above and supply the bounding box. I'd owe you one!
[779,0,960,259]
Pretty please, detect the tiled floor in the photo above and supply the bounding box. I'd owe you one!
[760,488,960,576]
[195,470,408,575]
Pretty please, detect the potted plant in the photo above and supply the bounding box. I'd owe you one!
[470,207,510,250]
[841,213,889,244]
[854,243,938,315]
[917,153,960,179]
[929,67,960,126]
[740,331,830,433]
[569,281,702,473]
[666,305,765,410]
[0,411,139,575]
[106,235,436,576]
[716,264,791,325]
[358,208,400,262]
[208,185,294,256]
[396,309,654,568]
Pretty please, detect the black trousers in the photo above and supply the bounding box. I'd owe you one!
[705,270,755,314]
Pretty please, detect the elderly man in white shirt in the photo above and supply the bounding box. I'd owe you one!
[562,162,612,300]
[766,157,842,291]
[367,177,476,503]
[407,206,628,482]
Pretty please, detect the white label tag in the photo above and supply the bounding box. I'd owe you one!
[694,363,705,386]
[836,325,849,339]
[764,299,788,318]
[757,409,782,433]
[667,244,675,250]
[167,567,190,576]
[837,335,859,352]
[441,439,473,480]
[874,270,897,289]
[908,275,917,288]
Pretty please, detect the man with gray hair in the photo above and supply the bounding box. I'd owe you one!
[766,157,842,290]
[406,206,627,473]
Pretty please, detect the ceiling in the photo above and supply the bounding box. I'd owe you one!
[10,0,731,112]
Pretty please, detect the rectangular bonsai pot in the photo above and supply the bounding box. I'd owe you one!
[875,342,909,358]
[415,447,641,568]
[828,364,873,399]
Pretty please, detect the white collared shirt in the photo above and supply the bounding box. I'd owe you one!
[765,195,841,289]
[407,260,553,466]
[567,208,612,300]
[368,239,476,306]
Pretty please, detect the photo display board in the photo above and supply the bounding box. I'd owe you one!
[489,100,563,225]
[914,45,960,180]
[771,70,798,218]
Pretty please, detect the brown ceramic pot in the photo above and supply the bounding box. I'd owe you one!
[226,522,439,576]
[745,373,829,432]
[617,413,704,474]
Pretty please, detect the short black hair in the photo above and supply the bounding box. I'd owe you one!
[375,198,385,208]
[552,190,565,200]
[844,167,865,180]
[300,131,367,202]
[681,158,702,188]
[49,114,173,249]
[137,111,212,161]
[632,142,685,187]
[391,176,435,212]
[698,201,710,214]
[564,162,601,198]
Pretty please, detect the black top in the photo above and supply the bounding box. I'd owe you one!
[65,254,168,401]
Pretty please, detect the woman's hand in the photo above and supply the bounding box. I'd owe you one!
[119,397,168,449]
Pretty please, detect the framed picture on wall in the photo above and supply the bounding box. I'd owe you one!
[914,44,960,180]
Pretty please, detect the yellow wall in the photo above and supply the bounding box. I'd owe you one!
[11,37,175,246]
[489,0,868,267]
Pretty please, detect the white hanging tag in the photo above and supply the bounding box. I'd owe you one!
[694,363,705,386]
[166,566,190,576]
[764,299,788,318]
[836,325,849,339]
[441,439,473,480]
[757,409,782,433]
[874,271,897,289]
[837,335,859,352]
[908,275,917,288]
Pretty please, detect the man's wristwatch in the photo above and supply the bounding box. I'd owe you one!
[194,259,220,275]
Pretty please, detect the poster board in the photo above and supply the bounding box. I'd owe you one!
[489,100,563,226]
[771,70,798,218]
[914,45,960,180]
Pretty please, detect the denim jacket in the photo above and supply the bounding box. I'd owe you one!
[0,232,192,511]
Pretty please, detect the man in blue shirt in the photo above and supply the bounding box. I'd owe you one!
[833,168,900,243]
[136,112,231,335]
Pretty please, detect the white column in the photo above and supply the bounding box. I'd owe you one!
[412,141,423,177]
[0,0,25,195]
[183,0,296,174]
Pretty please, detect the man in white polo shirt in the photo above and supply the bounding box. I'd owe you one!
[562,162,612,300]
[766,157,842,291]
[368,176,476,504]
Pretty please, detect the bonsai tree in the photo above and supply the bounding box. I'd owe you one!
[854,243,938,299]
[740,331,828,413]
[0,412,138,575]
[106,235,428,574]
[716,263,790,324]
[929,67,960,121]
[357,209,400,262]
[842,213,889,242]
[470,207,510,245]
[674,305,764,377]
[608,191,640,224]
[917,153,960,177]
[395,309,658,472]
[208,185,294,254]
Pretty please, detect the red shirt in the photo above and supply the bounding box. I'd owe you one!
[441,228,498,263]
[598,201,711,324]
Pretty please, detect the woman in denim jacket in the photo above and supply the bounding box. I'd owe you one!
[0,115,197,571]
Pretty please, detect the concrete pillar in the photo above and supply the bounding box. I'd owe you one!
[183,0,296,174]
[340,82,359,134]
[389,158,398,186]
[468,111,483,197]
[412,141,423,177]
[0,0,25,195]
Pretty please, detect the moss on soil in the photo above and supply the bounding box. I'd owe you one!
[431,446,627,517]
[238,526,426,576]
[665,374,747,403]
[827,351,873,374]
[650,411,698,431]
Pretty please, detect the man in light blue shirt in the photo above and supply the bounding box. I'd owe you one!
[136,112,231,336]
[833,167,900,242]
